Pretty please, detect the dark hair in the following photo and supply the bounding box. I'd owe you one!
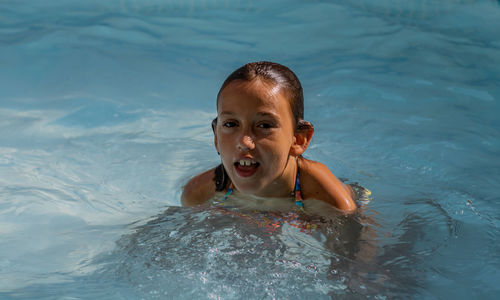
[217,61,304,126]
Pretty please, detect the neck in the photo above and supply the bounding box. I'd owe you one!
[253,155,298,198]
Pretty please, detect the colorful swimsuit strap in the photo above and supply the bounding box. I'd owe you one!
[222,184,233,201]
[294,159,304,209]
[222,158,304,210]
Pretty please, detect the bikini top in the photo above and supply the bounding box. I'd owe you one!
[221,164,305,209]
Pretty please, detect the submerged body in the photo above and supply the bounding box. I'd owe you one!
[182,62,356,213]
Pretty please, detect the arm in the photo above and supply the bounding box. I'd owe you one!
[300,159,357,213]
[181,168,216,207]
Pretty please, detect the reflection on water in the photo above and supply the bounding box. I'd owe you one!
[85,195,456,298]
[2,197,463,299]
[100,206,381,298]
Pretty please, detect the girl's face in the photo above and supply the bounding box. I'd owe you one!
[215,79,297,197]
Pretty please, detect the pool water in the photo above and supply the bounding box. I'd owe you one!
[1,0,499,299]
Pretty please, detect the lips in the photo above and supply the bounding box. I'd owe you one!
[234,158,260,177]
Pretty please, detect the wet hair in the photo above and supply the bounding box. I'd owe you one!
[217,61,304,125]
[214,163,229,192]
[213,61,313,191]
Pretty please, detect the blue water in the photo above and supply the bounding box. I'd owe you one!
[1,0,499,298]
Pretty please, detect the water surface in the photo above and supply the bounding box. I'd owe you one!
[1,0,499,298]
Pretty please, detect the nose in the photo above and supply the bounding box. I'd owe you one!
[237,131,255,152]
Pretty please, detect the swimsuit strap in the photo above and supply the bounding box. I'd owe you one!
[221,184,233,201]
[294,158,305,210]
[221,158,304,210]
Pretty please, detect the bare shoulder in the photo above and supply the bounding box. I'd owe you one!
[299,158,357,213]
[181,168,216,207]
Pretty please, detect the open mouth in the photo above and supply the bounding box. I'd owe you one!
[234,159,260,177]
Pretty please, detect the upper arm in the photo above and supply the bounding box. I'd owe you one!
[181,168,216,207]
[301,160,357,213]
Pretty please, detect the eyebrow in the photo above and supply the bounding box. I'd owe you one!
[256,112,279,119]
[219,111,280,119]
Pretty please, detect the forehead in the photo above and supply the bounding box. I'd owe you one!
[217,79,292,115]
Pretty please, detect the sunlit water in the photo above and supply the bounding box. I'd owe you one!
[1,0,499,299]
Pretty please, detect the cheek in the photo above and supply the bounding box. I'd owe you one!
[261,139,291,164]
[216,131,232,149]
[217,134,236,165]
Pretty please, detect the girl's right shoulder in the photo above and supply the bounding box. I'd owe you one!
[181,168,216,206]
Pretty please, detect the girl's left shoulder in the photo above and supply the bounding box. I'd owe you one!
[298,158,357,213]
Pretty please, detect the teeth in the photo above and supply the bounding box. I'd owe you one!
[239,159,256,166]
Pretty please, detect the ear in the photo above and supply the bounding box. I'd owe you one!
[212,117,220,154]
[289,121,314,156]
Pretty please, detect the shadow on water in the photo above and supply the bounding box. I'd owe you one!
[2,180,461,300]
[101,201,453,298]
[104,206,366,298]
[4,192,458,299]
[113,201,455,298]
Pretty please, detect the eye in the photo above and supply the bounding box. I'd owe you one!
[223,121,238,128]
[257,122,274,129]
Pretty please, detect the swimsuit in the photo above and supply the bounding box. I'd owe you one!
[213,161,370,234]
[215,162,315,233]
[221,160,305,210]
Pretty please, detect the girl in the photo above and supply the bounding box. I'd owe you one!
[182,62,357,213]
